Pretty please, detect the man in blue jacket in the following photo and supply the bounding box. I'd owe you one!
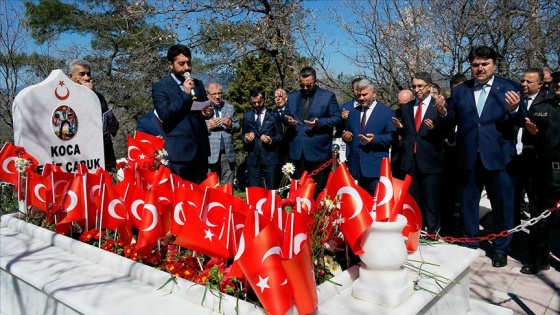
[284,67,341,195]
[151,44,213,184]
[441,46,527,268]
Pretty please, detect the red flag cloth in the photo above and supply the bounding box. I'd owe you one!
[57,175,87,226]
[216,183,233,194]
[281,212,311,259]
[171,186,204,236]
[135,130,165,151]
[325,163,372,255]
[200,172,219,190]
[246,186,274,216]
[401,190,422,254]
[0,142,38,185]
[26,170,51,211]
[373,157,395,222]
[389,174,413,222]
[298,171,315,187]
[125,184,146,228]
[48,171,75,204]
[289,183,316,214]
[230,210,268,279]
[173,207,230,259]
[282,242,318,314]
[135,188,163,257]
[95,180,127,230]
[41,163,62,176]
[239,224,293,315]
[127,135,156,163]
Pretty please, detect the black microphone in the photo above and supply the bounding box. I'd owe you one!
[184,72,198,100]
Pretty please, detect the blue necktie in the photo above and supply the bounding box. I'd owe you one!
[476,84,487,116]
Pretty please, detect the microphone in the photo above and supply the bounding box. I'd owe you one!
[184,72,198,100]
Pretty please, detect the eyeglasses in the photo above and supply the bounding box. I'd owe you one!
[299,83,314,89]
[209,92,222,96]
[411,84,428,90]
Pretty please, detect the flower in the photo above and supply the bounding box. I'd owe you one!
[14,157,31,173]
[280,198,296,213]
[281,162,295,176]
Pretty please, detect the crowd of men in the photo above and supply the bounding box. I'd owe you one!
[131,44,558,274]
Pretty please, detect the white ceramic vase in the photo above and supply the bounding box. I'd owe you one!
[352,214,413,307]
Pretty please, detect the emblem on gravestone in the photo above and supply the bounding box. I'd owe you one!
[51,105,78,140]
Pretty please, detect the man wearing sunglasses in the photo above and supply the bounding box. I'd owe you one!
[284,67,341,196]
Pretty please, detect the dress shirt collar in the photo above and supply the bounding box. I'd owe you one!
[363,100,377,110]
[171,73,182,85]
[475,76,495,89]
[416,95,431,106]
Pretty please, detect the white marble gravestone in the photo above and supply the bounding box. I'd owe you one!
[12,69,105,173]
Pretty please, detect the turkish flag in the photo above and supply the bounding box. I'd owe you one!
[282,242,317,315]
[57,174,87,227]
[281,212,311,259]
[325,163,372,255]
[26,170,51,211]
[136,188,163,257]
[95,181,127,230]
[246,187,273,215]
[48,171,75,204]
[127,135,156,163]
[239,224,293,315]
[216,183,233,194]
[173,207,230,259]
[135,130,165,151]
[373,157,395,222]
[41,163,62,176]
[230,210,268,279]
[401,191,422,254]
[200,172,219,190]
[289,182,316,214]
[0,142,38,185]
[125,184,146,229]
[171,186,204,236]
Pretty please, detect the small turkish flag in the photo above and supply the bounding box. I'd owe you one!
[26,170,51,211]
[373,157,395,222]
[136,188,163,257]
[135,130,165,151]
[0,142,38,185]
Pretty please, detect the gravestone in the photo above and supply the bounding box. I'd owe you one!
[12,69,105,173]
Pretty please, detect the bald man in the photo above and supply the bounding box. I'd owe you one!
[391,89,415,179]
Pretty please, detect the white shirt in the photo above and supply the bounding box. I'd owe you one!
[516,92,538,154]
[361,101,377,125]
[414,95,432,121]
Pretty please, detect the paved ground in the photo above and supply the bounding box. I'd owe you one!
[453,194,560,315]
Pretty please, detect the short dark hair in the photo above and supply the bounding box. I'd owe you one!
[412,72,433,85]
[167,44,192,62]
[249,87,265,98]
[450,74,467,88]
[468,46,497,63]
[299,66,316,80]
[524,67,544,83]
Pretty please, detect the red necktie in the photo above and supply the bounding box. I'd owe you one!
[361,106,369,131]
[414,102,423,153]
[414,102,423,131]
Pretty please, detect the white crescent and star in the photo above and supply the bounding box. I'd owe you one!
[256,275,270,293]
[131,199,145,221]
[299,197,312,213]
[376,176,393,206]
[233,234,245,260]
[255,198,267,215]
[261,246,282,264]
[173,201,186,225]
[141,203,158,232]
[336,186,363,219]
[205,201,226,227]
[53,179,69,197]
[89,184,100,201]
[108,199,125,220]
[204,228,214,241]
[127,146,140,160]
[293,233,307,255]
[1,157,16,174]
[34,184,46,203]
[63,191,78,212]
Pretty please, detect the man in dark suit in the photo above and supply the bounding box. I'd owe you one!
[393,72,448,233]
[441,46,527,268]
[136,110,165,140]
[512,68,550,225]
[284,67,341,195]
[151,44,213,184]
[342,78,396,195]
[242,87,284,189]
[273,88,289,166]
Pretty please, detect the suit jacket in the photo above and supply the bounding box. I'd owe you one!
[151,74,209,162]
[136,110,165,140]
[446,77,527,170]
[400,98,447,174]
[344,101,396,178]
[242,109,283,166]
[284,87,341,162]
[206,102,240,164]
[335,99,357,137]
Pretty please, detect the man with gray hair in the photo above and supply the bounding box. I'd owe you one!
[67,59,120,169]
[342,78,396,194]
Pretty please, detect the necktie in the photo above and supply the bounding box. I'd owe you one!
[215,107,220,118]
[256,110,263,127]
[414,102,423,131]
[360,106,369,131]
[476,84,487,116]
[301,97,310,119]
[526,97,533,110]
